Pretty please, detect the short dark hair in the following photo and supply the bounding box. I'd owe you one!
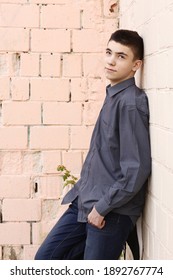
[108,29,144,60]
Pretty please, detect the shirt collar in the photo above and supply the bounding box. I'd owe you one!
[106,77,135,97]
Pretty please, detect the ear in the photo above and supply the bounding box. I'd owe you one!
[132,60,143,72]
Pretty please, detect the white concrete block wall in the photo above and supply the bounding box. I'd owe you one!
[120,0,173,259]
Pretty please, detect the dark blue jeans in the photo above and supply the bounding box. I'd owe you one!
[35,198,133,260]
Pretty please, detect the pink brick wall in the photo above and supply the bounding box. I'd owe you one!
[0,0,119,259]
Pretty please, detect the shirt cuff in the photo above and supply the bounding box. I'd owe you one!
[95,198,112,217]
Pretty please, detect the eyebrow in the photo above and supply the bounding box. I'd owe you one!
[106,48,128,57]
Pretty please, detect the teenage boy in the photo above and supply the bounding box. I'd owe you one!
[35,29,151,260]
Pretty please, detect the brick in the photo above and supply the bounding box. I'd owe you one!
[83,101,102,125]
[30,78,69,101]
[2,101,41,125]
[0,53,8,76]
[0,127,27,149]
[143,195,157,233]
[0,28,29,51]
[23,245,38,260]
[0,4,39,27]
[82,1,102,28]
[155,205,168,248]
[30,0,68,3]
[41,199,60,222]
[63,54,82,77]
[168,215,173,254]
[43,102,82,125]
[157,9,173,49]
[41,54,61,77]
[71,78,88,101]
[0,1,27,3]
[88,78,106,102]
[0,77,9,100]
[0,223,30,245]
[70,126,93,149]
[62,151,82,175]
[11,78,29,101]
[0,176,30,198]
[3,199,41,221]
[20,53,39,77]
[162,169,173,213]
[41,5,80,29]
[149,162,162,201]
[31,29,70,52]
[165,131,173,171]
[23,151,42,174]
[42,151,61,174]
[167,49,173,88]
[83,54,104,78]
[38,176,63,199]
[73,30,103,52]
[103,0,119,17]
[7,53,21,76]
[0,151,22,175]
[32,220,59,244]
[3,246,23,260]
[30,126,69,149]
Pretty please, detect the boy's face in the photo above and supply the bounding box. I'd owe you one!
[104,40,142,86]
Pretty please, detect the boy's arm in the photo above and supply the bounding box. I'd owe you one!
[94,103,151,217]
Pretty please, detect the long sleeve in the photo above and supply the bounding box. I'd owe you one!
[95,103,151,217]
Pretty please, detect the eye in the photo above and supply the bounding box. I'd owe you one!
[106,49,112,55]
[118,54,125,59]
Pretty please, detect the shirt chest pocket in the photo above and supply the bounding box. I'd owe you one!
[101,104,117,132]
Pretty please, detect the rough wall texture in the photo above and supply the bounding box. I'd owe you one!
[120,0,173,259]
[0,0,119,259]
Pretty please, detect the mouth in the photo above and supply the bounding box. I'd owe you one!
[105,67,117,72]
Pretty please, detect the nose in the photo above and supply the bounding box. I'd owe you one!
[107,55,116,66]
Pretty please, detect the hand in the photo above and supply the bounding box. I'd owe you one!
[87,206,105,229]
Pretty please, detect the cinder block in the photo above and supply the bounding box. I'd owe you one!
[30,126,69,149]
[42,151,61,174]
[70,126,93,149]
[0,151,22,175]
[11,78,29,101]
[38,176,63,199]
[83,54,104,78]
[63,54,82,77]
[0,176,30,198]
[2,101,41,125]
[32,221,58,245]
[0,4,39,27]
[41,54,61,77]
[20,53,39,77]
[0,28,29,51]
[0,77,9,100]
[73,29,103,52]
[71,78,88,101]
[30,0,68,3]
[62,151,82,174]
[43,102,82,125]
[41,5,80,28]
[30,78,69,101]
[82,1,102,28]
[0,127,27,149]
[83,101,102,125]
[31,29,70,52]
[0,223,30,245]
[23,245,39,260]
[2,199,41,222]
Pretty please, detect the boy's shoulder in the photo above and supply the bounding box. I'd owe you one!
[118,83,148,110]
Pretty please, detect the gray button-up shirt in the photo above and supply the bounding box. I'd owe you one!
[62,77,151,225]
